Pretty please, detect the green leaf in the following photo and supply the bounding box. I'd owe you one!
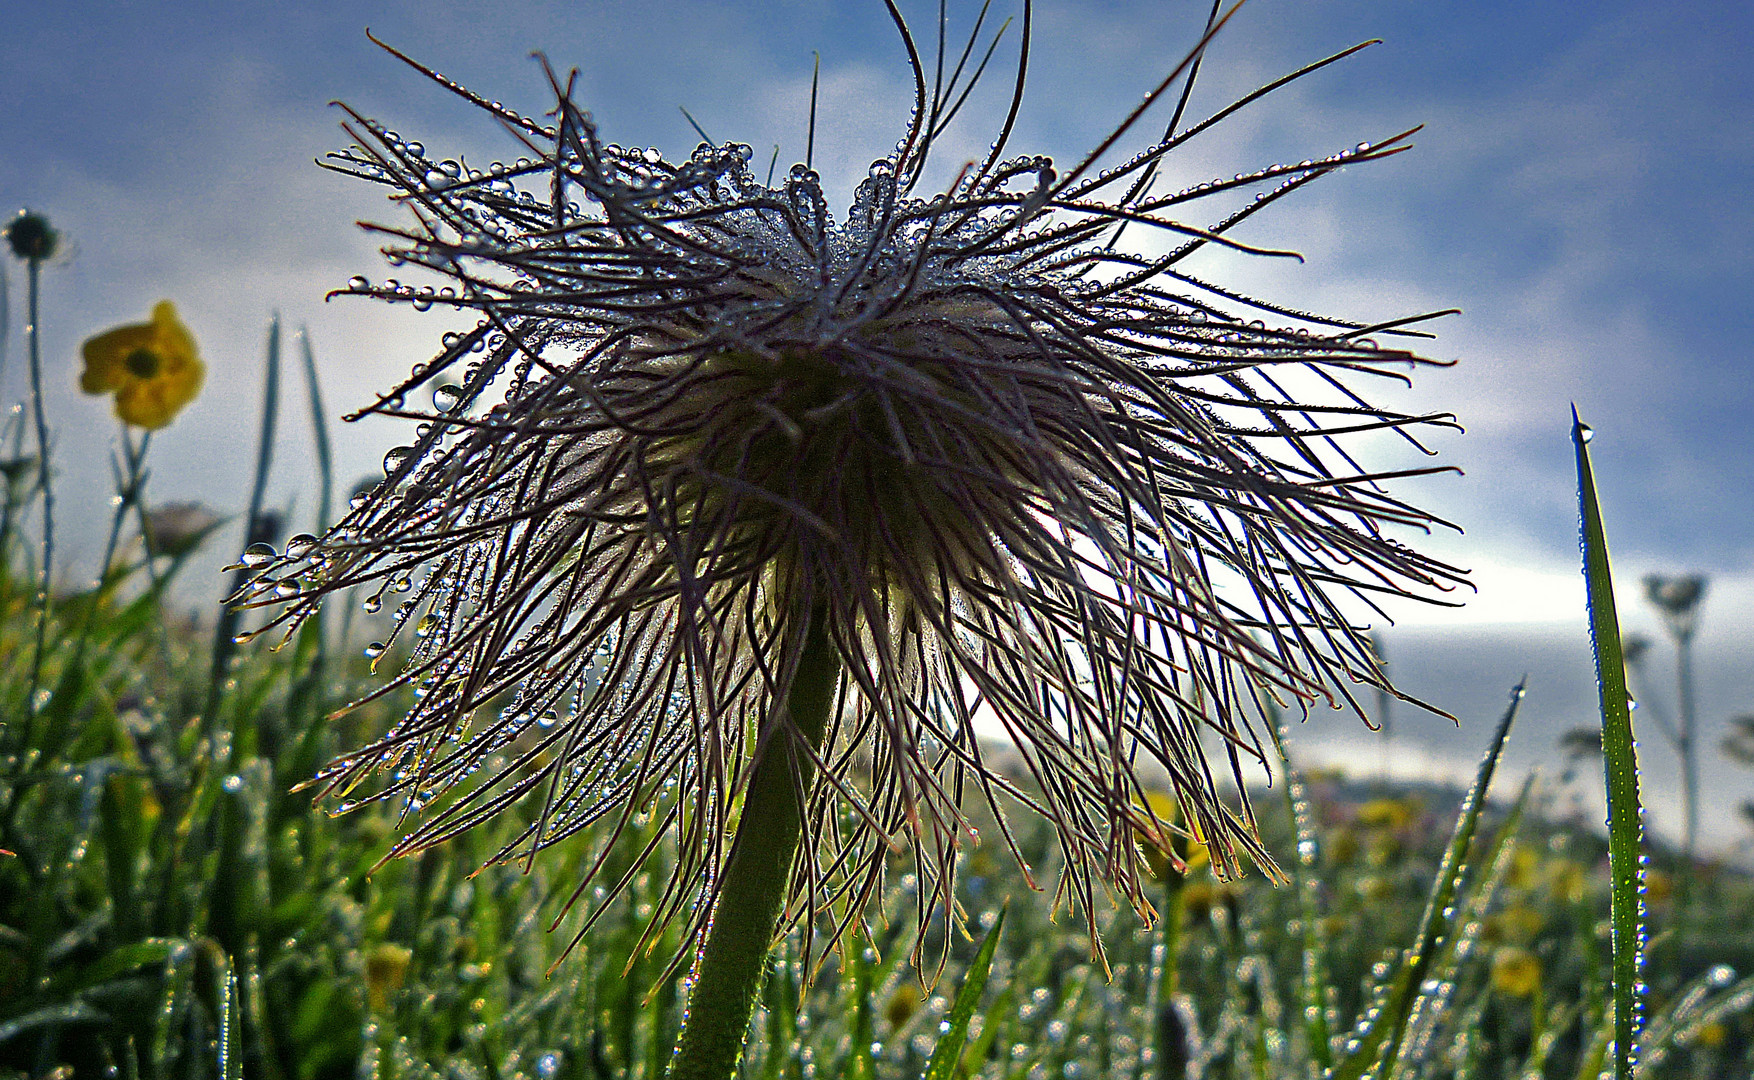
[0,1001,108,1044]
[43,938,182,998]
[1571,409,1644,1080]
[1328,680,1525,1080]
[923,908,1006,1080]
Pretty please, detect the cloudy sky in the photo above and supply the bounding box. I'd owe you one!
[5,0,1751,849]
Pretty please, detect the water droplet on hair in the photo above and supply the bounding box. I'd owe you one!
[432,385,464,413]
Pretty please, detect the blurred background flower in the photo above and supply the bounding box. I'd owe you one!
[79,300,204,429]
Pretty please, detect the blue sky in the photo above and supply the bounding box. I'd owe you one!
[5,0,1751,847]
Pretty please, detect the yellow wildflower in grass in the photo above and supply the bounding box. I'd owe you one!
[1549,858,1588,904]
[1490,946,1542,998]
[1508,847,1541,891]
[1644,867,1673,905]
[1486,901,1547,944]
[362,942,413,1012]
[80,301,204,429]
[883,983,922,1031]
[1355,797,1417,832]
[1136,791,1210,881]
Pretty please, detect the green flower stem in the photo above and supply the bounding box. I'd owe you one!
[669,610,838,1080]
[21,254,53,751]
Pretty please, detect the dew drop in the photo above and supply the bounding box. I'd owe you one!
[346,275,370,290]
[383,446,413,474]
[285,533,319,559]
[1578,423,1595,443]
[432,384,465,413]
[241,542,277,568]
[364,641,388,660]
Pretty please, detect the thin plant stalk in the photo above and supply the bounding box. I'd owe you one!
[68,426,154,663]
[1675,623,1698,869]
[21,249,54,751]
[668,610,839,1080]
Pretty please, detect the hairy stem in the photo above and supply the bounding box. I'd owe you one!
[668,610,838,1080]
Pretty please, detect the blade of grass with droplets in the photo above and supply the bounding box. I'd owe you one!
[1328,679,1525,1080]
[207,315,281,736]
[1267,717,1338,1073]
[923,908,1005,1080]
[290,329,334,750]
[1571,408,1644,1080]
[1399,775,1536,1074]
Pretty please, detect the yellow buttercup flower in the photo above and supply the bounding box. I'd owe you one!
[80,301,204,429]
[362,942,413,1012]
[1491,946,1542,998]
[1135,791,1210,881]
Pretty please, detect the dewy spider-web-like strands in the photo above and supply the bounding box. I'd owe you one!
[238,0,1467,972]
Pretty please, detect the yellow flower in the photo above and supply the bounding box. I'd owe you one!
[1491,947,1541,998]
[1643,868,1673,906]
[363,942,413,1012]
[80,301,204,429]
[1487,902,1547,944]
[883,982,921,1031]
[1355,797,1416,831]
[1509,847,1541,891]
[1548,858,1588,904]
[1135,791,1209,881]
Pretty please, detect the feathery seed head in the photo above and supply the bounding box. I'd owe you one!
[240,5,1467,969]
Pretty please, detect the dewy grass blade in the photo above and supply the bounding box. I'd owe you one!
[1329,679,1524,1080]
[208,316,281,733]
[1267,717,1336,1074]
[1571,408,1645,1080]
[297,328,334,535]
[923,908,1006,1080]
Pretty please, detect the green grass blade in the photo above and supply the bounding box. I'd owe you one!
[1571,408,1644,1080]
[1329,679,1525,1080]
[1267,718,1337,1073]
[296,328,333,535]
[1399,775,1536,1070]
[208,315,281,735]
[923,908,1005,1080]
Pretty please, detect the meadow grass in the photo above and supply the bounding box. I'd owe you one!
[4,314,1754,1078]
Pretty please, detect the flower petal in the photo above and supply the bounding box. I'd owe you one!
[80,322,154,394]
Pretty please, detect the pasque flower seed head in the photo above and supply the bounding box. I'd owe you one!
[241,4,1466,967]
